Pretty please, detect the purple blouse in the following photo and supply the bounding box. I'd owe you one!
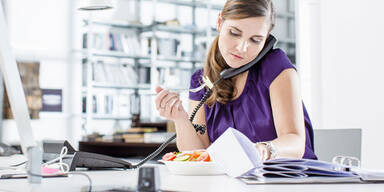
[189,49,317,159]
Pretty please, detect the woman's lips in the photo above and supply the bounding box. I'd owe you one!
[230,53,243,60]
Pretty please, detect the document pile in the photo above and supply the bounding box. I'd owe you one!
[207,128,384,184]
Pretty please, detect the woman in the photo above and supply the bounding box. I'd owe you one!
[155,0,317,161]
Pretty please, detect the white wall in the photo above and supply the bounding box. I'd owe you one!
[297,0,384,169]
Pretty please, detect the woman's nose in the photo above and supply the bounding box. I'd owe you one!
[236,40,250,53]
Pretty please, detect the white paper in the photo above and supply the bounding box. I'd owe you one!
[207,128,262,177]
[0,154,27,168]
[352,168,384,181]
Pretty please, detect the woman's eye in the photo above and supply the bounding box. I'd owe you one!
[251,38,261,44]
[229,30,240,36]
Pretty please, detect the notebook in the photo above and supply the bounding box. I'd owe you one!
[206,128,384,184]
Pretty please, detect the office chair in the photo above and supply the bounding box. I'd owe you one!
[313,128,362,162]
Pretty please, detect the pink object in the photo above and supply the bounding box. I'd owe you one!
[42,166,61,175]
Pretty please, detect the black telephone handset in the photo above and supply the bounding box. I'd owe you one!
[219,34,277,80]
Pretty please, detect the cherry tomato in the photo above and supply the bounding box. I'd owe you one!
[162,152,176,161]
[195,151,211,162]
[189,151,202,161]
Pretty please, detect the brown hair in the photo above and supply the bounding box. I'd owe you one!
[204,0,275,107]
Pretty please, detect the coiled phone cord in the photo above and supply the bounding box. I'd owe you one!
[189,88,213,135]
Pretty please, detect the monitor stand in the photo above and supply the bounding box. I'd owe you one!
[0,3,42,183]
[27,147,42,183]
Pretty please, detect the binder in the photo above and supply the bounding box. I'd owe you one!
[207,128,384,184]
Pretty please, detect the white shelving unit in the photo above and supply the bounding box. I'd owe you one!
[80,0,221,133]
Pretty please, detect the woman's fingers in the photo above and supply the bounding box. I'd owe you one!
[155,86,163,94]
[164,96,179,117]
[155,89,169,110]
[173,100,183,116]
[161,93,179,109]
[256,143,269,162]
[262,148,268,161]
[176,100,183,111]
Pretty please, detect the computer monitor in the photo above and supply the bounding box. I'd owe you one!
[0,3,42,183]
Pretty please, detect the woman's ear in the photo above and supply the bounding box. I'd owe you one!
[216,12,223,32]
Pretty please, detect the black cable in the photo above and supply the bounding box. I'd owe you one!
[190,89,213,135]
[189,78,222,135]
[131,133,176,169]
[10,161,27,167]
[27,171,92,192]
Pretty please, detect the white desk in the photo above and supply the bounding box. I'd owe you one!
[1,164,384,192]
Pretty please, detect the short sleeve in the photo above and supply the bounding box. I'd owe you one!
[189,68,205,101]
[260,48,296,88]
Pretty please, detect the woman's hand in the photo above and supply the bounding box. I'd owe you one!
[155,86,189,121]
[255,142,271,162]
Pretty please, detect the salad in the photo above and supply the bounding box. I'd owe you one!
[162,150,211,162]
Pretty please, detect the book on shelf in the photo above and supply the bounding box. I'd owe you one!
[115,130,175,143]
[140,36,150,55]
[92,95,97,113]
[120,33,130,53]
[143,132,176,143]
[138,66,151,84]
[103,63,120,84]
[179,70,192,88]
[82,59,88,86]
[120,31,141,55]
[82,33,87,49]
[82,96,86,113]
[118,94,131,116]
[108,33,116,51]
[193,38,208,59]
[92,60,138,86]
[113,64,126,84]
[157,68,165,85]
[127,127,158,133]
[139,94,152,120]
[140,33,182,58]
[130,92,141,115]
[121,63,138,85]
[83,93,135,117]
[157,38,180,57]
[93,61,108,83]
[121,134,144,143]
[82,31,142,55]
[96,93,106,114]
[113,127,160,143]
[104,95,114,115]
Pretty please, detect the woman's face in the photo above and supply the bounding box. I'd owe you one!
[217,15,270,68]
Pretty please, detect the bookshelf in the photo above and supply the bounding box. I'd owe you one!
[79,0,219,134]
[79,0,297,136]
